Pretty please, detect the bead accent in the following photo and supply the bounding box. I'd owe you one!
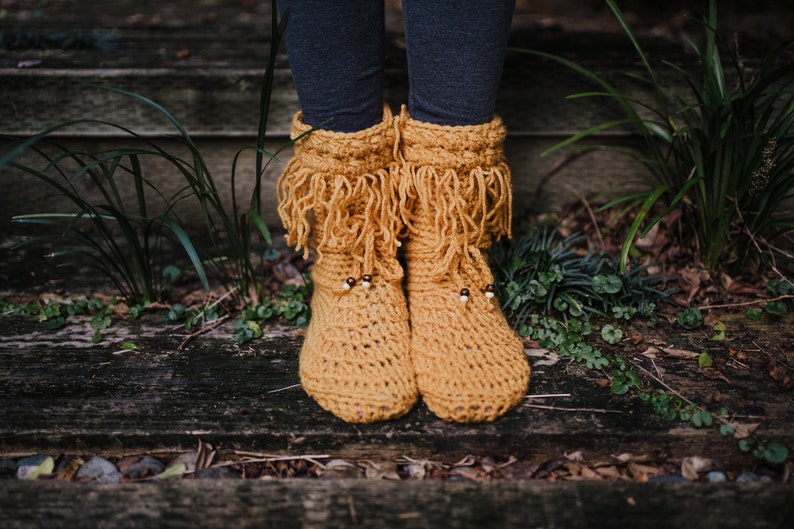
[343,277,356,290]
[459,288,470,303]
[362,274,373,289]
[485,283,496,299]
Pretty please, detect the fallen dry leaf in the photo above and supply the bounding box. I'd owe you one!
[767,360,793,390]
[699,366,731,383]
[448,466,487,481]
[628,461,662,480]
[641,346,699,360]
[681,456,717,481]
[594,466,624,480]
[196,439,216,471]
[613,453,651,464]
[55,457,84,481]
[363,461,400,480]
[499,461,540,480]
[732,422,761,440]
[319,460,362,479]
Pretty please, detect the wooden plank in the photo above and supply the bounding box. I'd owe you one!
[0,480,791,529]
[0,310,792,465]
[0,134,653,233]
[0,64,685,137]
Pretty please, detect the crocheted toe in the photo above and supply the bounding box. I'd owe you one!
[300,265,416,423]
[407,261,530,423]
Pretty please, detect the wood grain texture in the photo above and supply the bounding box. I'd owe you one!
[1,312,792,465]
[0,480,791,529]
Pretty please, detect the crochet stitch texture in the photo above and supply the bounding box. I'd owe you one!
[277,107,417,423]
[398,108,531,423]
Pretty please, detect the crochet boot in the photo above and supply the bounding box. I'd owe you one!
[277,106,417,423]
[398,108,530,423]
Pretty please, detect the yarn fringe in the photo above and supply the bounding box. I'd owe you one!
[276,112,403,281]
[397,119,512,284]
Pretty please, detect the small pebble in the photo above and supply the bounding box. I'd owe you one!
[16,455,50,480]
[168,452,197,473]
[736,472,761,483]
[122,457,166,480]
[706,471,727,483]
[649,474,687,483]
[76,456,122,484]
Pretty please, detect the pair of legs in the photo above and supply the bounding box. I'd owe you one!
[276,0,530,424]
[277,0,515,132]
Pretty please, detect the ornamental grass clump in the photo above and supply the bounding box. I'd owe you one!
[518,0,794,273]
[0,9,290,307]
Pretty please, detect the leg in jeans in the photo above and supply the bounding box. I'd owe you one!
[402,0,516,126]
[277,0,386,132]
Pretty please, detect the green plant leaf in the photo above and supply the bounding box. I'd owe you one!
[593,275,622,294]
[691,409,713,428]
[619,186,669,274]
[601,324,623,345]
[760,442,789,465]
[698,352,714,368]
[719,424,734,436]
[677,308,704,329]
[45,316,67,330]
[764,300,787,316]
[710,321,726,341]
[746,309,762,321]
[245,209,273,246]
[153,463,187,480]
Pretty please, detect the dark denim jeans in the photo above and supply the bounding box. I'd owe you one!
[277,0,515,132]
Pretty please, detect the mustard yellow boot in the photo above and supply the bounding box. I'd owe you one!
[398,108,530,423]
[277,107,417,423]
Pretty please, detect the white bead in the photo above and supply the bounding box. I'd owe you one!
[362,281,371,289]
[485,292,495,299]
[343,282,351,291]
[460,295,469,303]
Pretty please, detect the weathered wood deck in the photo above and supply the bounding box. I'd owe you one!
[2,298,792,463]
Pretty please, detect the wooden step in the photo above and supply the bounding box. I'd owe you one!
[4,2,789,231]
[1,479,791,529]
[1,308,792,465]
